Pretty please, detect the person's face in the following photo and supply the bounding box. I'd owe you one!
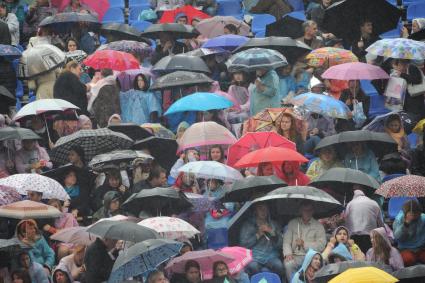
[210,148,222,161]
[68,150,82,164]
[12,275,24,283]
[20,254,31,269]
[350,142,363,156]
[154,273,169,283]
[109,199,120,212]
[67,40,77,51]
[186,267,200,283]
[64,171,77,187]
[103,238,118,250]
[180,245,192,255]
[387,119,401,133]
[137,76,146,89]
[280,65,292,76]
[255,204,268,220]
[28,191,42,202]
[361,22,373,35]
[322,0,331,7]
[393,60,409,74]
[153,172,167,187]
[233,72,244,82]
[109,176,120,188]
[306,23,318,37]
[280,116,292,132]
[191,19,200,27]
[310,254,322,270]
[188,150,200,161]
[412,21,420,33]
[223,27,231,35]
[260,163,274,176]
[215,263,228,277]
[177,17,188,25]
[282,162,294,174]
[300,205,314,222]
[70,65,82,77]
[320,148,335,162]
[0,6,6,17]
[335,229,348,244]
[55,271,68,283]
[22,140,35,151]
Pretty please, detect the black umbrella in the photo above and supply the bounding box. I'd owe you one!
[0,86,15,101]
[0,86,15,114]
[409,29,425,41]
[108,123,153,141]
[0,127,41,141]
[150,71,214,91]
[100,23,143,42]
[221,175,286,203]
[0,238,30,253]
[322,0,402,42]
[39,12,100,34]
[142,23,199,39]
[265,12,306,39]
[392,265,425,282]
[88,150,153,172]
[233,37,312,64]
[87,220,158,242]
[152,54,211,74]
[122,187,192,216]
[42,163,81,179]
[132,136,178,172]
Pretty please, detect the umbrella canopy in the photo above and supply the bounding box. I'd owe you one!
[185,47,229,57]
[39,12,100,34]
[178,121,237,152]
[98,40,152,61]
[306,47,358,68]
[0,86,15,103]
[0,185,22,206]
[65,49,87,64]
[413,118,425,135]
[0,44,22,59]
[165,249,234,279]
[376,175,425,198]
[138,217,200,239]
[185,192,222,212]
[0,127,40,141]
[328,266,398,283]
[202,35,249,51]
[214,247,253,278]
[321,62,390,81]
[50,226,95,245]
[87,220,158,242]
[227,131,296,167]
[17,44,65,79]
[84,50,140,71]
[392,265,425,281]
[13,98,79,121]
[0,174,69,200]
[0,200,62,219]
[222,175,286,203]
[233,147,308,168]
[409,29,425,41]
[150,71,213,91]
[226,48,288,72]
[132,136,178,172]
[362,111,416,135]
[366,38,425,60]
[196,16,250,38]
[165,92,233,115]
[159,5,210,24]
[152,54,210,74]
[108,123,153,141]
[100,23,143,41]
[289,92,351,119]
[0,238,30,253]
[265,11,306,39]
[109,239,183,283]
[142,23,199,39]
[51,0,109,20]
[50,128,134,165]
[88,150,154,172]
[252,186,343,218]
[178,161,243,182]
[141,123,176,139]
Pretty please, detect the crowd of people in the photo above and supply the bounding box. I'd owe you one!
[1,0,425,282]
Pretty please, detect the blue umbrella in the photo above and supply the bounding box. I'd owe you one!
[164,92,233,115]
[202,35,249,51]
[226,48,288,72]
[0,44,22,59]
[108,239,183,283]
[290,92,351,119]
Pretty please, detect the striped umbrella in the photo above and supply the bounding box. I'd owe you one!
[226,48,288,72]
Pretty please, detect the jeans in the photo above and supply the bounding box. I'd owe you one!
[246,257,285,277]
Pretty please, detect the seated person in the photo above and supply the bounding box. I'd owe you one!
[92,191,123,222]
[306,146,342,181]
[322,226,365,262]
[343,142,381,181]
[91,169,129,211]
[291,249,323,283]
[367,227,404,271]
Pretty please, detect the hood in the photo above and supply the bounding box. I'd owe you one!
[15,219,41,241]
[353,189,365,199]
[372,227,392,247]
[53,265,73,283]
[333,226,350,239]
[300,249,320,273]
[330,244,352,261]
[413,18,425,31]
[103,190,121,210]
[107,114,122,126]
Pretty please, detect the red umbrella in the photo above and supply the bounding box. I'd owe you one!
[233,146,308,168]
[83,50,140,71]
[159,5,210,24]
[376,175,425,198]
[227,131,296,167]
[51,0,109,20]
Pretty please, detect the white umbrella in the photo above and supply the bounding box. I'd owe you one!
[138,216,200,240]
[178,161,243,182]
[0,200,62,219]
[13,99,79,121]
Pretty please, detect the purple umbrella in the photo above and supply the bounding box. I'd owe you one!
[0,185,22,206]
[117,67,154,91]
[202,35,249,51]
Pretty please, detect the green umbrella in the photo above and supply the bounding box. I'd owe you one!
[0,127,41,141]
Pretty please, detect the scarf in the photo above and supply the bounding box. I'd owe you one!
[64,185,80,198]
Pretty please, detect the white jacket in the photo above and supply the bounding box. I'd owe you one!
[1,13,19,46]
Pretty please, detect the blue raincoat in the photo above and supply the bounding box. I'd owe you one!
[343,148,381,181]
[250,70,281,116]
[393,211,425,250]
[120,89,162,125]
[291,249,321,283]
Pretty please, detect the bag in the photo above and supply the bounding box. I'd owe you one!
[407,73,425,97]
[385,77,406,99]
[352,101,366,128]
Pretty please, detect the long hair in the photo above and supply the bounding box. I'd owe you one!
[133,73,150,91]
[212,261,229,278]
[371,230,391,265]
[208,145,225,163]
[276,112,297,142]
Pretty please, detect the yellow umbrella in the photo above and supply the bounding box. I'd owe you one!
[412,118,425,135]
[329,267,398,283]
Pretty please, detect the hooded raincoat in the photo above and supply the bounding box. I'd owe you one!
[291,249,322,283]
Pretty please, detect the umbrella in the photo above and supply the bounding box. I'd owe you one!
[310,168,380,195]
[321,62,390,81]
[178,161,243,182]
[376,175,425,198]
[413,118,425,135]
[152,54,210,74]
[150,71,213,91]
[328,266,398,283]
[39,12,100,34]
[0,238,30,253]
[265,11,306,39]
[141,123,176,139]
[98,40,153,61]
[226,48,288,72]
[138,216,200,239]
[0,86,15,103]
[17,44,65,79]
[116,68,154,92]
[289,92,351,119]
[0,127,40,141]
[227,131,296,167]
[100,23,143,42]
[363,111,416,135]
[202,35,249,51]
[51,0,109,20]
[50,226,95,245]
[0,185,22,206]
[185,48,229,58]
[233,147,308,168]
[306,47,358,68]
[0,44,22,59]
[178,121,237,153]
[87,220,158,242]
[133,136,178,172]
[221,175,286,203]
[159,5,210,24]
[252,186,344,218]
[195,16,250,38]
[165,249,234,280]
[0,200,62,219]
[164,92,233,115]
[13,98,79,121]
[323,0,401,42]
[65,50,87,64]
[0,173,69,200]
[89,150,154,172]
[366,38,425,60]
[84,50,140,71]
[50,128,134,165]
[233,36,311,64]
[109,239,182,283]
[409,29,425,41]
[142,23,200,39]
[184,192,221,212]
[214,247,252,278]
[122,187,193,216]
[392,265,425,281]
[108,123,153,141]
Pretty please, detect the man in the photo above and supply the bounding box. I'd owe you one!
[84,237,118,283]
[296,20,324,50]
[283,201,326,282]
[352,19,380,62]
[133,166,167,193]
[0,1,19,46]
[151,32,187,65]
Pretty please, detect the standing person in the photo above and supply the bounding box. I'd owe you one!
[0,1,19,46]
[84,237,118,283]
[291,249,323,283]
[296,21,324,50]
[351,19,380,62]
[250,68,280,116]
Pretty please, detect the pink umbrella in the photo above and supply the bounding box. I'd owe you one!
[321,62,390,81]
[51,0,110,20]
[202,247,252,279]
[51,226,95,245]
[0,185,22,206]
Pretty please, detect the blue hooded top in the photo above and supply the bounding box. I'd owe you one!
[330,244,353,261]
[291,249,322,283]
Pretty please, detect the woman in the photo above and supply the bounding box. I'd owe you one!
[257,162,274,176]
[306,146,342,180]
[291,249,323,283]
[57,245,86,282]
[227,71,250,124]
[92,191,123,222]
[14,139,52,173]
[91,169,129,211]
[52,267,72,283]
[339,80,370,130]
[403,18,425,37]
[64,0,97,15]
[120,74,161,125]
[204,179,225,199]
[207,261,236,283]
[279,161,310,186]
[170,149,200,179]
[60,169,90,217]
[322,226,365,262]
[11,269,32,283]
[208,145,225,163]
[384,114,410,152]
[184,260,201,283]
[343,142,381,181]
[366,227,404,271]
[276,112,305,154]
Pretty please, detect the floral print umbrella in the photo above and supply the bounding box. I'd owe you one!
[306,47,358,68]
[0,185,22,206]
[366,38,425,60]
[138,216,200,240]
[376,175,425,198]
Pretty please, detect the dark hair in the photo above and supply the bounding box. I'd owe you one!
[385,114,401,127]
[133,73,150,91]
[11,269,32,283]
[107,169,122,182]
[148,166,166,182]
[53,269,71,283]
[101,68,113,78]
[379,154,406,175]
[213,261,228,278]
[224,24,238,34]
[69,145,85,164]
[208,145,224,162]
[185,260,200,273]
[66,38,78,51]
[402,199,422,215]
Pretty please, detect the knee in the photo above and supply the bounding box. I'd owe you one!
[401,250,417,266]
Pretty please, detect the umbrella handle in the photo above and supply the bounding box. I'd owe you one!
[43,115,52,147]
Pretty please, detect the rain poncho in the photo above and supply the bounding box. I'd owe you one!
[250,70,281,116]
[278,73,296,102]
[393,211,425,250]
[306,158,342,181]
[14,251,49,283]
[291,249,321,283]
[14,142,52,173]
[343,147,381,181]
[120,89,162,125]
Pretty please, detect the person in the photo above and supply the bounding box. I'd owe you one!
[306,146,342,181]
[28,116,50,149]
[78,115,92,130]
[250,68,280,116]
[343,142,380,181]
[183,260,201,283]
[204,179,226,199]
[56,245,86,282]
[411,126,425,176]
[133,166,168,192]
[148,270,169,283]
[249,0,292,20]
[344,189,384,253]
[84,237,118,283]
[14,139,52,174]
[92,190,123,222]
[91,169,129,211]
[14,252,49,283]
[322,226,365,262]
[0,1,19,46]
[296,21,324,50]
[351,19,380,62]
[379,152,408,180]
[283,201,326,282]
[208,145,225,163]
[23,0,56,41]
[64,38,88,67]
[304,112,336,154]
[207,261,236,283]
[277,65,296,104]
[257,162,274,176]
[276,112,305,153]
[279,161,310,186]
[402,18,425,37]
[61,168,88,214]
[240,203,283,277]
[10,269,32,283]
[151,32,187,65]
[384,114,410,152]
[63,0,97,16]
[338,80,370,129]
[307,0,333,34]
[152,0,184,11]
[170,149,200,179]
[223,24,238,35]
[52,267,73,283]
[291,249,323,283]
[120,73,161,125]
[393,199,425,266]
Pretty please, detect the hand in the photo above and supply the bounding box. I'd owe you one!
[357,40,364,49]
[329,237,337,245]
[43,224,51,232]
[345,98,352,106]
[71,209,79,218]
[259,224,272,234]
[326,241,335,249]
[284,254,294,262]
[118,185,127,193]
[405,212,416,224]
[310,128,319,136]
[295,238,304,248]
[347,239,355,247]
[163,41,173,52]
[63,199,70,208]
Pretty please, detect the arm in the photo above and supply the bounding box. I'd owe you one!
[282,221,294,256]
[393,216,411,242]
[7,14,19,34]
[239,222,258,249]
[39,238,55,268]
